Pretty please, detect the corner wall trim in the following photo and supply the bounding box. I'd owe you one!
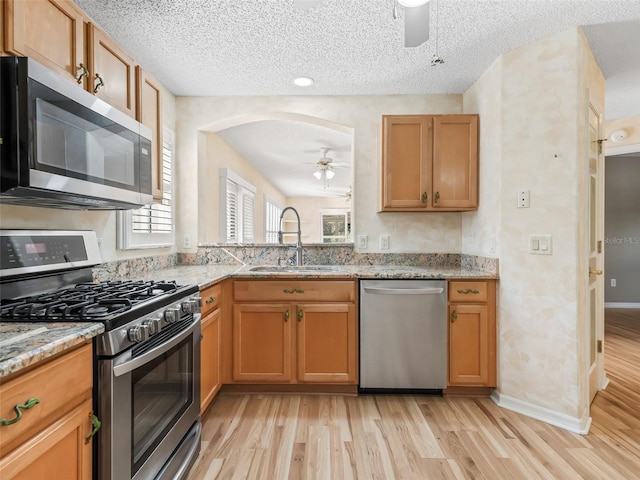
[604,302,640,309]
[490,390,591,435]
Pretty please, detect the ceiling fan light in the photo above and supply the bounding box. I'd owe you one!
[313,170,323,180]
[325,170,335,179]
[398,0,429,7]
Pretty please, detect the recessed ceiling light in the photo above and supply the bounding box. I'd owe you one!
[293,76,314,87]
[398,0,429,6]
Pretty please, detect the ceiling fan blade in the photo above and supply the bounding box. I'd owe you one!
[404,3,430,47]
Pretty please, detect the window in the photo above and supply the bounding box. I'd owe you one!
[264,196,283,243]
[321,209,351,243]
[220,169,256,243]
[118,129,174,249]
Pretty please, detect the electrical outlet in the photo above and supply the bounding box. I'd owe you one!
[183,235,192,249]
[379,235,390,250]
[357,234,368,249]
[517,190,530,208]
[611,278,616,287]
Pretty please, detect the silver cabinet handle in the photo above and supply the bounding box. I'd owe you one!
[363,287,444,295]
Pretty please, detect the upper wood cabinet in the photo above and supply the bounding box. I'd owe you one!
[136,67,164,200]
[4,0,86,85]
[87,24,136,118]
[381,114,479,212]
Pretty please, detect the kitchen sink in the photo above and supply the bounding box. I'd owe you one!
[248,265,338,272]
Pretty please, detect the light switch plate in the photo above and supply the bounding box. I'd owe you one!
[529,235,552,255]
[357,234,368,249]
[518,190,530,208]
[379,234,390,250]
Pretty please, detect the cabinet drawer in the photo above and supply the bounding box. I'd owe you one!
[200,282,222,317]
[234,280,356,302]
[449,281,488,303]
[0,343,92,453]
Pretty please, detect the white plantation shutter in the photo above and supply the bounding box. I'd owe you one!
[118,129,175,249]
[242,192,255,243]
[220,169,256,244]
[264,197,282,243]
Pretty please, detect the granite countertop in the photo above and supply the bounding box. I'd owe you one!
[132,264,498,290]
[0,264,496,378]
[0,322,104,378]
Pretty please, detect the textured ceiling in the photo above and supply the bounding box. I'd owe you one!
[72,0,640,198]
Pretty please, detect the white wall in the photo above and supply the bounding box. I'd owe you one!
[176,95,464,255]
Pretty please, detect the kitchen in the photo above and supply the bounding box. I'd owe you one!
[1,0,640,479]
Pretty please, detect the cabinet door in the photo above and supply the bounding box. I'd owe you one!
[296,303,357,383]
[87,24,136,117]
[448,304,492,386]
[136,66,164,200]
[4,0,86,85]
[432,115,478,209]
[0,399,93,480]
[200,307,221,414]
[381,115,433,210]
[233,304,293,382]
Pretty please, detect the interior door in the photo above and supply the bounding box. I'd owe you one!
[588,104,605,403]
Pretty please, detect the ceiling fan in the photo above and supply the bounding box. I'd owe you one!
[309,147,349,188]
[293,0,430,48]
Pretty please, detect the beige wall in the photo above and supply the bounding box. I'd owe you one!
[462,27,605,429]
[176,95,463,255]
[0,87,178,262]
[198,133,286,244]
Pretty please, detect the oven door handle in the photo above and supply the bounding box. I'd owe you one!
[113,320,197,377]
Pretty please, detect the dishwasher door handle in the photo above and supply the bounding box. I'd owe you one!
[362,287,444,295]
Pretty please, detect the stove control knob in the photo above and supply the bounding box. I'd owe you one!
[164,307,181,324]
[128,324,149,343]
[181,298,201,314]
[143,317,162,335]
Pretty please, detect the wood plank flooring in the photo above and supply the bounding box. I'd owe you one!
[188,309,640,479]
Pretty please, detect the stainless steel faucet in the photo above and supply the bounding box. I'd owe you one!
[278,206,303,266]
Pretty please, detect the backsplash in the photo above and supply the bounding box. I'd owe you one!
[93,245,498,279]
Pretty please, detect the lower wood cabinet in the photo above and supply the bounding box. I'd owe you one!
[447,280,497,387]
[232,280,358,385]
[0,342,95,479]
[200,282,223,413]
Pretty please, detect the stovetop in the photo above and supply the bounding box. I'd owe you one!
[0,279,199,331]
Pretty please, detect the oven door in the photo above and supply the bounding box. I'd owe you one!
[98,317,201,480]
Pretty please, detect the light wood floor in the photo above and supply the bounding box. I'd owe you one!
[189,309,640,479]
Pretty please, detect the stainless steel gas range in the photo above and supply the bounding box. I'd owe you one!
[0,230,202,480]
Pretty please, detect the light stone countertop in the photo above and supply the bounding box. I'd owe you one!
[0,264,497,378]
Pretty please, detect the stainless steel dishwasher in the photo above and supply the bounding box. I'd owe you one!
[359,279,447,392]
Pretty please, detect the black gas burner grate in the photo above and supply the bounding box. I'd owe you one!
[0,280,180,322]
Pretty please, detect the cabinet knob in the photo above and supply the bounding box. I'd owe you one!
[205,296,216,304]
[421,192,428,203]
[93,73,104,93]
[85,413,101,444]
[76,63,88,84]
[435,191,440,203]
[457,289,479,294]
[284,310,290,322]
[451,310,458,322]
[298,310,304,321]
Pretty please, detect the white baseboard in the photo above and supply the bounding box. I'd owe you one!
[490,390,591,435]
[604,302,640,309]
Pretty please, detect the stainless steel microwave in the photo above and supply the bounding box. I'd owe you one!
[0,56,153,210]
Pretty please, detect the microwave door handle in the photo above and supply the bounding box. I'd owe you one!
[112,318,199,377]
